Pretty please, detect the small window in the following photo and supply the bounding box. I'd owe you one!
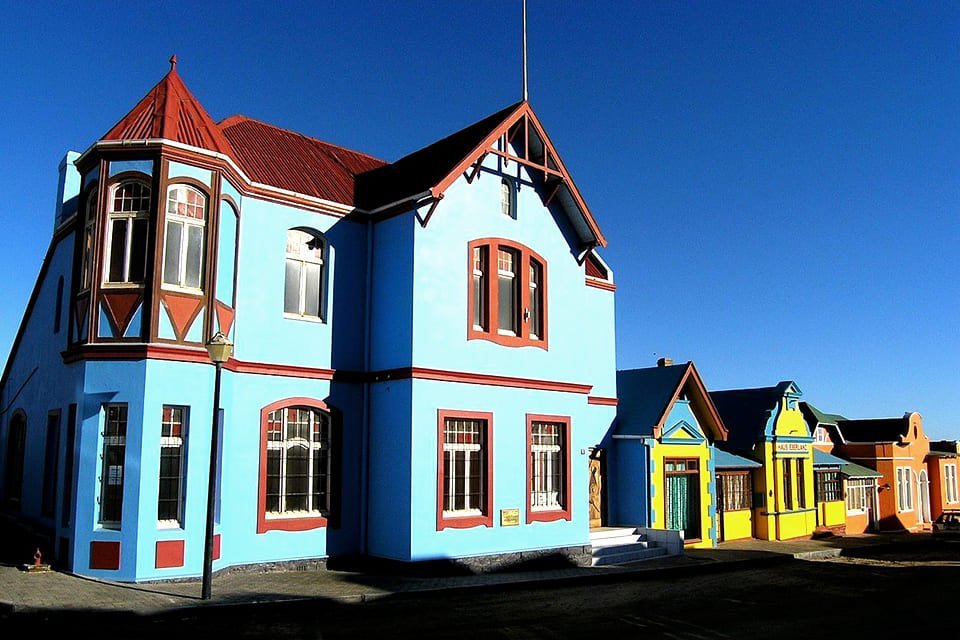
[41,411,61,518]
[162,185,207,291]
[284,229,326,320]
[104,181,150,285]
[99,404,128,527]
[720,472,752,511]
[815,470,842,502]
[158,406,187,526]
[500,178,516,219]
[4,411,26,508]
[80,189,98,291]
[438,410,493,530]
[947,464,959,504]
[846,478,869,512]
[796,460,807,509]
[54,277,64,334]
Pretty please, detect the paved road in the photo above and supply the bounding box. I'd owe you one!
[5,542,958,638]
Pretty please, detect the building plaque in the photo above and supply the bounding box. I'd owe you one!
[500,508,520,526]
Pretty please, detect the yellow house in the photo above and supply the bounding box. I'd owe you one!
[711,381,817,541]
[612,359,729,549]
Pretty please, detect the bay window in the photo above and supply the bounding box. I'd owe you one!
[162,185,207,291]
[105,181,150,285]
[468,239,547,348]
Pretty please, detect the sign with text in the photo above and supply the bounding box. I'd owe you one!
[775,442,809,455]
[500,508,520,527]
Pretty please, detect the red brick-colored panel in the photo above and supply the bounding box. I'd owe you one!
[89,541,120,570]
[155,540,185,569]
[213,534,221,561]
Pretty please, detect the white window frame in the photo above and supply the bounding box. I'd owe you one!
[946,464,958,504]
[283,229,326,321]
[265,407,331,518]
[846,478,868,513]
[103,180,150,287]
[896,466,914,512]
[442,417,485,518]
[529,421,564,512]
[161,184,207,293]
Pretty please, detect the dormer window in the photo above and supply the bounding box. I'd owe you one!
[500,178,516,219]
[104,180,150,285]
[162,184,207,291]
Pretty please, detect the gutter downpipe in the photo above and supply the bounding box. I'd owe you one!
[360,216,374,555]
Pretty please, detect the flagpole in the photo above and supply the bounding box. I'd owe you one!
[522,0,528,101]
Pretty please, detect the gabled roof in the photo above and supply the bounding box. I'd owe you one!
[800,402,846,426]
[710,382,799,451]
[835,417,909,444]
[102,57,234,157]
[813,449,849,468]
[355,100,607,247]
[615,362,728,441]
[220,116,387,207]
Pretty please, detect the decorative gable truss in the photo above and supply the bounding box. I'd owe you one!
[661,419,707,444]
[364,102,607,253]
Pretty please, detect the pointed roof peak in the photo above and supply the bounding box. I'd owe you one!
[101,59,234,157]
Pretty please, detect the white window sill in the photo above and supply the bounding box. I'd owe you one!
[157,521,183,530]
[442,509,483,518]
[102,282,145,290]
[265,510,325,520]
[283,313,325,324]
[161,284,204,296]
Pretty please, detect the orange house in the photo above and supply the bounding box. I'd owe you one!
[927,440,960,521]
[831,413,932,532]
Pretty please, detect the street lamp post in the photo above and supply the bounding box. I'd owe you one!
[202,332,232,600]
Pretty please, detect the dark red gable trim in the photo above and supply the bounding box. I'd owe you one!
[587,396,618,406]
[437,409,494,531]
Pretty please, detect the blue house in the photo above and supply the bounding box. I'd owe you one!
[0,60,617,581]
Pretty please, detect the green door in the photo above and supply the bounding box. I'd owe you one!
[666,471,701,540]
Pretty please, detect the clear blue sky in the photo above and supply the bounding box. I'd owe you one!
[1,2,957,438]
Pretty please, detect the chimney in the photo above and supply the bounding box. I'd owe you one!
[657,357,673,367]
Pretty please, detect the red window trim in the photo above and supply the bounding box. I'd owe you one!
[437,409,494,531]
[526,414,572,524]
[257,397,330,534]
[467,238,548,350]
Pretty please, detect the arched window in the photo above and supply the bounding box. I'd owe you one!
[284,229,326,320]
[80,189,98,290]
[468,238,548,349]
[162,184,207,290]
[500,178,516,219]
[258,400,334,533]
[105,180,151,285]
[4,411,26,508]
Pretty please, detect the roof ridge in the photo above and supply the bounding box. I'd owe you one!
[218,114,386,165]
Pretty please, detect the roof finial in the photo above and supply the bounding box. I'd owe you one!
[522,0,528,102]
[169,54,178,72]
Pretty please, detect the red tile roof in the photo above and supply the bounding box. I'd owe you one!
[219,116,386,206]
[102,60,234,157]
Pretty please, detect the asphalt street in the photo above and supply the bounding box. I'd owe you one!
[5,542,958,638]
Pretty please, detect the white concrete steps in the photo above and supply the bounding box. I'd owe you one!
[589,527,668,566]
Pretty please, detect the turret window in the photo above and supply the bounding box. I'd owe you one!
[80,190,97,290]
[105,181,150,285]
[162,184,207,291]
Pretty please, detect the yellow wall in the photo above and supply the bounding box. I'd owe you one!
[818,500,846,528]
[752,399,817,540]
[649,441,715,548]
[720,509,753,541]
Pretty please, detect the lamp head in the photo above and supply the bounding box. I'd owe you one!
[205,332,233,364]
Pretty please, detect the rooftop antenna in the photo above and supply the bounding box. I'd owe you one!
[522,0,528,101]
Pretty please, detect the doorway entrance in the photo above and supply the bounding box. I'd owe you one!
[588,449,604,529]
[665,458,701,541]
